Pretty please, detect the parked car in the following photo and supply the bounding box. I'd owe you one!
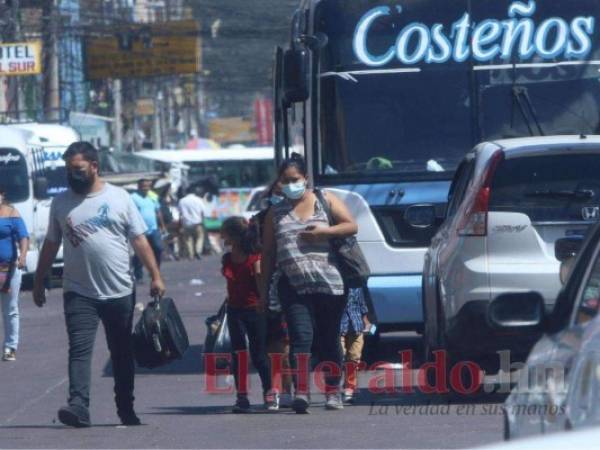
[422,135,600,383]
[496,220,600,440]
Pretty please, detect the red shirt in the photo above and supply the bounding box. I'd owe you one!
[222,253,261,310]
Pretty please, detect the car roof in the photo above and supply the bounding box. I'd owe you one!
[482,135,600,158]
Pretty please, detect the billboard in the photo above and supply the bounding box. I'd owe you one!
[85,20,201,80]
[209,117,256,143]
[0,41,42,76]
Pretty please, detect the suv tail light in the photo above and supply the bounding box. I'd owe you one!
[458,150,504,236]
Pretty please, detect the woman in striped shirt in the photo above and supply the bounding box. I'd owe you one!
[260,155,358,413]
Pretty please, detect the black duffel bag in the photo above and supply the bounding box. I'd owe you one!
[133,296,190,369]
[314,189,371,288]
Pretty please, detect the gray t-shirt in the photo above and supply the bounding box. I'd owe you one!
[47,183,148,300]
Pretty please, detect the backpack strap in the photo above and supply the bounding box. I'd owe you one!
[314,189,335,226]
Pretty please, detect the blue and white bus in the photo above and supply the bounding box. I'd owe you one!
[274,0,600,333]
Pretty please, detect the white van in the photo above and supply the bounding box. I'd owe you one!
[0,124,79,281]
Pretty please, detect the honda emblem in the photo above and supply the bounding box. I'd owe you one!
[582,206,600,221]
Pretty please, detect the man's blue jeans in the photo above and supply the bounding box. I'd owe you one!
[1,268,21,351]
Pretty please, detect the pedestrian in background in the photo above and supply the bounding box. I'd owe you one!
[0,187,29,362]
[203,190,223,255]
[178,186,207,260]
[159,187,181,261]
[261,155,358,413]
[220,216,277,412]
[33,142,166,428]
[340,287,369,404]
[131,179,165,281]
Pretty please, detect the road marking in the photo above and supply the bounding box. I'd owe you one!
[2,376,67,425]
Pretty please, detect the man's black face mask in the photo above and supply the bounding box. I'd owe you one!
[67,169,93,194]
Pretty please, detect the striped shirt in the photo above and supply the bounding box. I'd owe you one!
[273,196,344,296]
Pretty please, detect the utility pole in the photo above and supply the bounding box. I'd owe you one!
[12,0,25,120]
[153,88,164,149]
[43,0,60,122]
[195,74,206,136]
[0,2,8,119]
[112,78,123,151]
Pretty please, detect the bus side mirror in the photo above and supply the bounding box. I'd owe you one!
[33,176,49,199]
[283,48,308,104]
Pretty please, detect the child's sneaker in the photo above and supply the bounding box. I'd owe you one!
[2,348,16,361]
[342,389,355,404]
[325,393,344,410]
[264,390,280,411]
[232,395,250,413]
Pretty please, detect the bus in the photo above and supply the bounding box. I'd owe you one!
[275,0,600,333]
[137,147,276,228]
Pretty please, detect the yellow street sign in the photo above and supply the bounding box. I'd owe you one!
[0,40,42,76]
[209,117,257,143]
[85,20,201,80]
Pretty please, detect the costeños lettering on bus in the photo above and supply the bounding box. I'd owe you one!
[353,0,596,67]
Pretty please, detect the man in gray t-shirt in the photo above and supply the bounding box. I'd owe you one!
[46,183,148,299]
[33,142,165,428]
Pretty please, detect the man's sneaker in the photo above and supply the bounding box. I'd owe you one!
[279,393,293,408]
[264,390,280,411]
[232,396,251,413]
[57,405,91,428]
[292,394,310,414]
[2,348,16,361]
[325,393,344,411]
[342,389,355,404]
[118,410,142,426]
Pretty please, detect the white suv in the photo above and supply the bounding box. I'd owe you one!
[422,135,600,375]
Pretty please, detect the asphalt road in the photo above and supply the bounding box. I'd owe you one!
[0,257,506,449]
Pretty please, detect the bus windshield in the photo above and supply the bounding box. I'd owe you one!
[0,148,29,203]
[186,159,275,188]
[314,0,600,179]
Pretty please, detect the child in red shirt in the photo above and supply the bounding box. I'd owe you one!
[221,217,277,412]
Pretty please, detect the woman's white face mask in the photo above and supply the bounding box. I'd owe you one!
[282,181,306,200]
